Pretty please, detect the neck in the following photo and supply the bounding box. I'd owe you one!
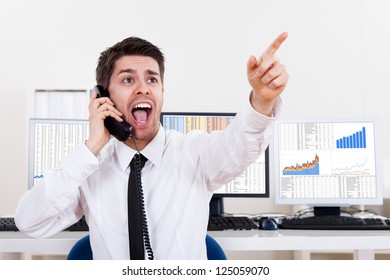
[124,124,160,151]
[124,137,147,152]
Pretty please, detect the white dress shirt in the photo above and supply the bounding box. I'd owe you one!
[15,97,281,259]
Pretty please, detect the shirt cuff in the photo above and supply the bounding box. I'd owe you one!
[237,94,282,133]
[247,94,282,119]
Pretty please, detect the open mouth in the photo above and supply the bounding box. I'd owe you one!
[131,103,152,124]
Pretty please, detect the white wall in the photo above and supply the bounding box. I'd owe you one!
[1,0,390,221]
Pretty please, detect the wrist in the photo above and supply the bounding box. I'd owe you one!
[85,138,106,156]
[249,91,274,117]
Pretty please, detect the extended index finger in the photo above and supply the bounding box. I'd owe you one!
[264,32,288,55]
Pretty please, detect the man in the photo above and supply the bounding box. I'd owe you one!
[15,33,288,259]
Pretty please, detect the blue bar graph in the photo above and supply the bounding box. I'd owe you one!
[336,127,366,149]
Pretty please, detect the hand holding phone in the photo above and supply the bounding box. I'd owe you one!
[92,85,132,141]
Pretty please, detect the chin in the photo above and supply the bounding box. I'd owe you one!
[132,129,154,142]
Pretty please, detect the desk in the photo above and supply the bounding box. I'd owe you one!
[209,230,390,260]
[0,231,87,254]
[1,230,390,260]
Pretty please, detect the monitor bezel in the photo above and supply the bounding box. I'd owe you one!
[273,117,382,207]
[28,118,89,189]
[160,111,270,198]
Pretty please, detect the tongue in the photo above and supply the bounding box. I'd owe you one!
[133,109,148,122]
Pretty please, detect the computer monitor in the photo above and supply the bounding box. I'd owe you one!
[273,118,382,216]
[28,118,89,188]
[160,112,270,216]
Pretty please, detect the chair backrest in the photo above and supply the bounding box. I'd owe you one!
[67,235,93,260]
[67,234,227,260]
[205,234,227,260]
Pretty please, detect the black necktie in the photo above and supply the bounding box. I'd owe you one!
[128,153,147,260]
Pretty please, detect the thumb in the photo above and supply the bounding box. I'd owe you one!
[247,55,257,71]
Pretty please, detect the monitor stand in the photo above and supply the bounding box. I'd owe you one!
[209,197,224,216]
[313,206,341,216]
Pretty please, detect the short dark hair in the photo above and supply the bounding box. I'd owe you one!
[96,37,165,89]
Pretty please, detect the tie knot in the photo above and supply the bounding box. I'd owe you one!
[130,153,147,170]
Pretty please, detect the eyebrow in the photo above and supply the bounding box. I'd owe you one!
[117,68,160,76]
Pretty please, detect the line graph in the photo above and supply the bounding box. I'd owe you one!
[331,156,371,175]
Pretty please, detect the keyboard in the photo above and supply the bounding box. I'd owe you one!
[3,215,257,231]
[0,217,89,232]
[207,215,258,231]
[0,217,18,231]
[66,216,89,231]
[278,215,390,230]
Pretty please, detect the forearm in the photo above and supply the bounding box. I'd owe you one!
[202,96,281,189]
[15,143,98,238]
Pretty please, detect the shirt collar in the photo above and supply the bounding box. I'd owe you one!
[114,125,165,172]
[139,125,165,168]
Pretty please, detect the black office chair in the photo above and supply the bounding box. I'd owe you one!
[67,234,227,260]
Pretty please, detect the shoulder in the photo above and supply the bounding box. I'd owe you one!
[164,128,210,143]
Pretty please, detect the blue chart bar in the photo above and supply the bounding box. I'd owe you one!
[336,127,366,149]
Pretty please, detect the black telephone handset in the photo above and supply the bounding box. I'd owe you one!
[92,85,132,141]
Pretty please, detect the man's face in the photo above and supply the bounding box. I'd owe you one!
[108,55,164,149]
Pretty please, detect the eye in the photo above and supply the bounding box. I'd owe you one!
[123,77,134,84]
[148,77,158,84]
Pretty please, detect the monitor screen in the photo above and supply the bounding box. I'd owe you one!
[273,118,381,215]
[28,118,89,188]
[160,112,270,215]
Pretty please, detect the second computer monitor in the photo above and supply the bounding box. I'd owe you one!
[273,118,381,215]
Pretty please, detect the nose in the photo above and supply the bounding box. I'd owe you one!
[136,81,150,95]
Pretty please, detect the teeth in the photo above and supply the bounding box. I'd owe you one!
[134,103,151,109]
